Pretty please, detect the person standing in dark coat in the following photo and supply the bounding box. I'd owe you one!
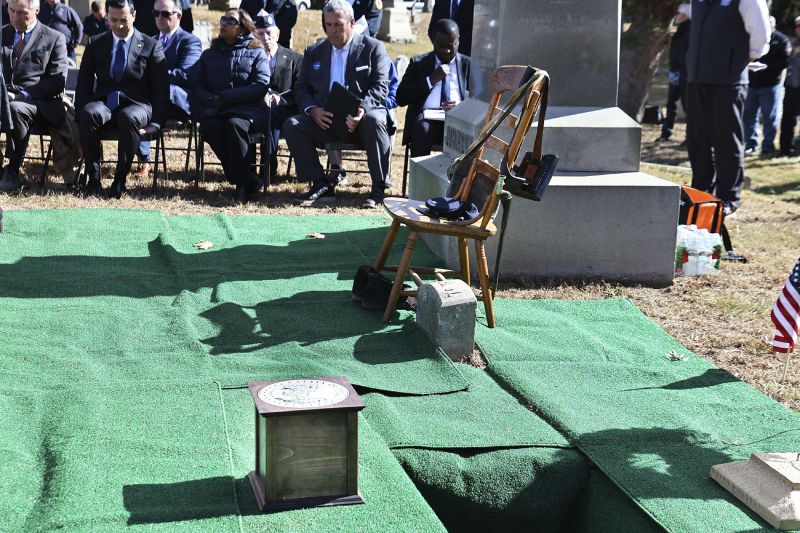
[428,0,472,56]
[82,1,110,45]
[779,16,800,156]
[190,8,270,203]
[38,0,82,61]
[349,0,381,38]
[743,15,791,156]
[686,0,770,216]
[658,4,690,143]
[253,13,300,175]
[240,0,297,48]
[76,0,169,198]
[0,0,67,192]
[397,18,469,157]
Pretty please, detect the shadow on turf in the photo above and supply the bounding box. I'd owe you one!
[621,368,739,392]
[0,226,404,298]
[197,294,425,362]
[123,475,262,524]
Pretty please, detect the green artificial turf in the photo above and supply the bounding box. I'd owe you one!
[0,209,467,395]
[363,365,661,532]
[0,382,445,531]
[361,365,570,449]
[477,298,800,532]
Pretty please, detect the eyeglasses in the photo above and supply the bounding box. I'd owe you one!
[153,9,178,18]
[219,15,241,26]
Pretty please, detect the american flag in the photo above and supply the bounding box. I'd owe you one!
[772,257,800,353]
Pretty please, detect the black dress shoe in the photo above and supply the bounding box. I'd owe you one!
[352,264,378,302]
[109,178,126,199]
[0,169,21,192]
[233,184,248,204]
[84,178,102,196]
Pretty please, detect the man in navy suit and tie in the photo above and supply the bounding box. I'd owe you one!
[0,0,67,192]
[76,0,168,198]
[135,0,200,177]
[283,0,391,208]
[397,18,469,158]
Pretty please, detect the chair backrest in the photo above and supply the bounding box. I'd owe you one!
[450,66,549,228]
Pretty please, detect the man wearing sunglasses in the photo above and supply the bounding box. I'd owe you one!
[135,0,201,178]
[76,0,169,198]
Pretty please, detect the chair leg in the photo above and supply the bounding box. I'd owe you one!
[458,237,470,284]
[160,131,168,182]
[184,122,194,175]
[152,132,161,193]
[375,219,401,271]
[287,153,293,176]
[196,130,204,189]
[383,230,419,324]
[475,240,496,328]
[402,143,409,198]
[40,141,53,191]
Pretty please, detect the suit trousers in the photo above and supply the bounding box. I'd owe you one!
[686,82,746,208]
[779,85,800,154]
[201,116,262,186]
[78,100,151,181]
[409,113,444,157]
[283,109,391,191]
[6,100,40,171]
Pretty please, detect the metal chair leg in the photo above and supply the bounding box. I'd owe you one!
[491,191,512,298]
[40,142,53,191]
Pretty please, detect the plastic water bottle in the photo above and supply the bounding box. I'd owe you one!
[675,225,722,276]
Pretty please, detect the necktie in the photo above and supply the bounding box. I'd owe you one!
[441,69,451,104]
[160,34,169,50]
[112,39,126,84]
[11,32,25,69]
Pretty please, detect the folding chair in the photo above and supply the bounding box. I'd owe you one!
[195,128,268,188]
[373,66,549,328]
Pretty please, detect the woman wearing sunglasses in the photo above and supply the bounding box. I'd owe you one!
[189,9,270,203]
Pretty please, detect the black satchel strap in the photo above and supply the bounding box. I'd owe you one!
[447,67,545,181]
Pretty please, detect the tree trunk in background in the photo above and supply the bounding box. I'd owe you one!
[618,0,681,121]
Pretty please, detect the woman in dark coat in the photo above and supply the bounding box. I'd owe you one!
[190,8,270,203]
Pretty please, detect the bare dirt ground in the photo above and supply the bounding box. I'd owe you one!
[2,7,800,410]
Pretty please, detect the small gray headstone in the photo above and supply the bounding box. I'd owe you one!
[193,20,214,50]
[415,279,477,361]
[395,55,410,84]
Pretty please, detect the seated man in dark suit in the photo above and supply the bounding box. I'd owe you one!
[136,0,201,177]
[254,13,300,176]
[283,0,391,208]
[397,18,469,158]
[0,0,67,192]
[76,0,168,198]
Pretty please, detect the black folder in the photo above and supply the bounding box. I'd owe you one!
[325,82,361,140]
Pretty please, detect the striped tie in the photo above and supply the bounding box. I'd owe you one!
[11,32,25,69]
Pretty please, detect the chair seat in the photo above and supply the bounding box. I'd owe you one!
[323,141,362,151]
[383,197,496,238]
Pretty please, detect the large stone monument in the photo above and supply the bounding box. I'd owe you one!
[409,0,680,286]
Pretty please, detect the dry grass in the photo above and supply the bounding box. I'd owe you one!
[3,8,800,411]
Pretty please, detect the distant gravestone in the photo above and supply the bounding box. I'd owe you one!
[415,280,477,361]
[193,20,214,50]
[377,0,416,43]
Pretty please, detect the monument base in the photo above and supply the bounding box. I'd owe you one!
[711,453,800,530]
[408,154,679,287]
[444,101,641,173]
[377,7,417,44]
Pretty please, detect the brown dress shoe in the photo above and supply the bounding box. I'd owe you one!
[135,162,150,179]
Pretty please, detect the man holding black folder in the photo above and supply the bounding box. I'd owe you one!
[283,0,391,208]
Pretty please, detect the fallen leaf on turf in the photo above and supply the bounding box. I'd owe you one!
[193,240,214,250]
[666,350,688,362]
[307,232,325,239]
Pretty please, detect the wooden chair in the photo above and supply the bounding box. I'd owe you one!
[373,66,549,328]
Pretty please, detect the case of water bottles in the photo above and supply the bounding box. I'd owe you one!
[675,225,723,276]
